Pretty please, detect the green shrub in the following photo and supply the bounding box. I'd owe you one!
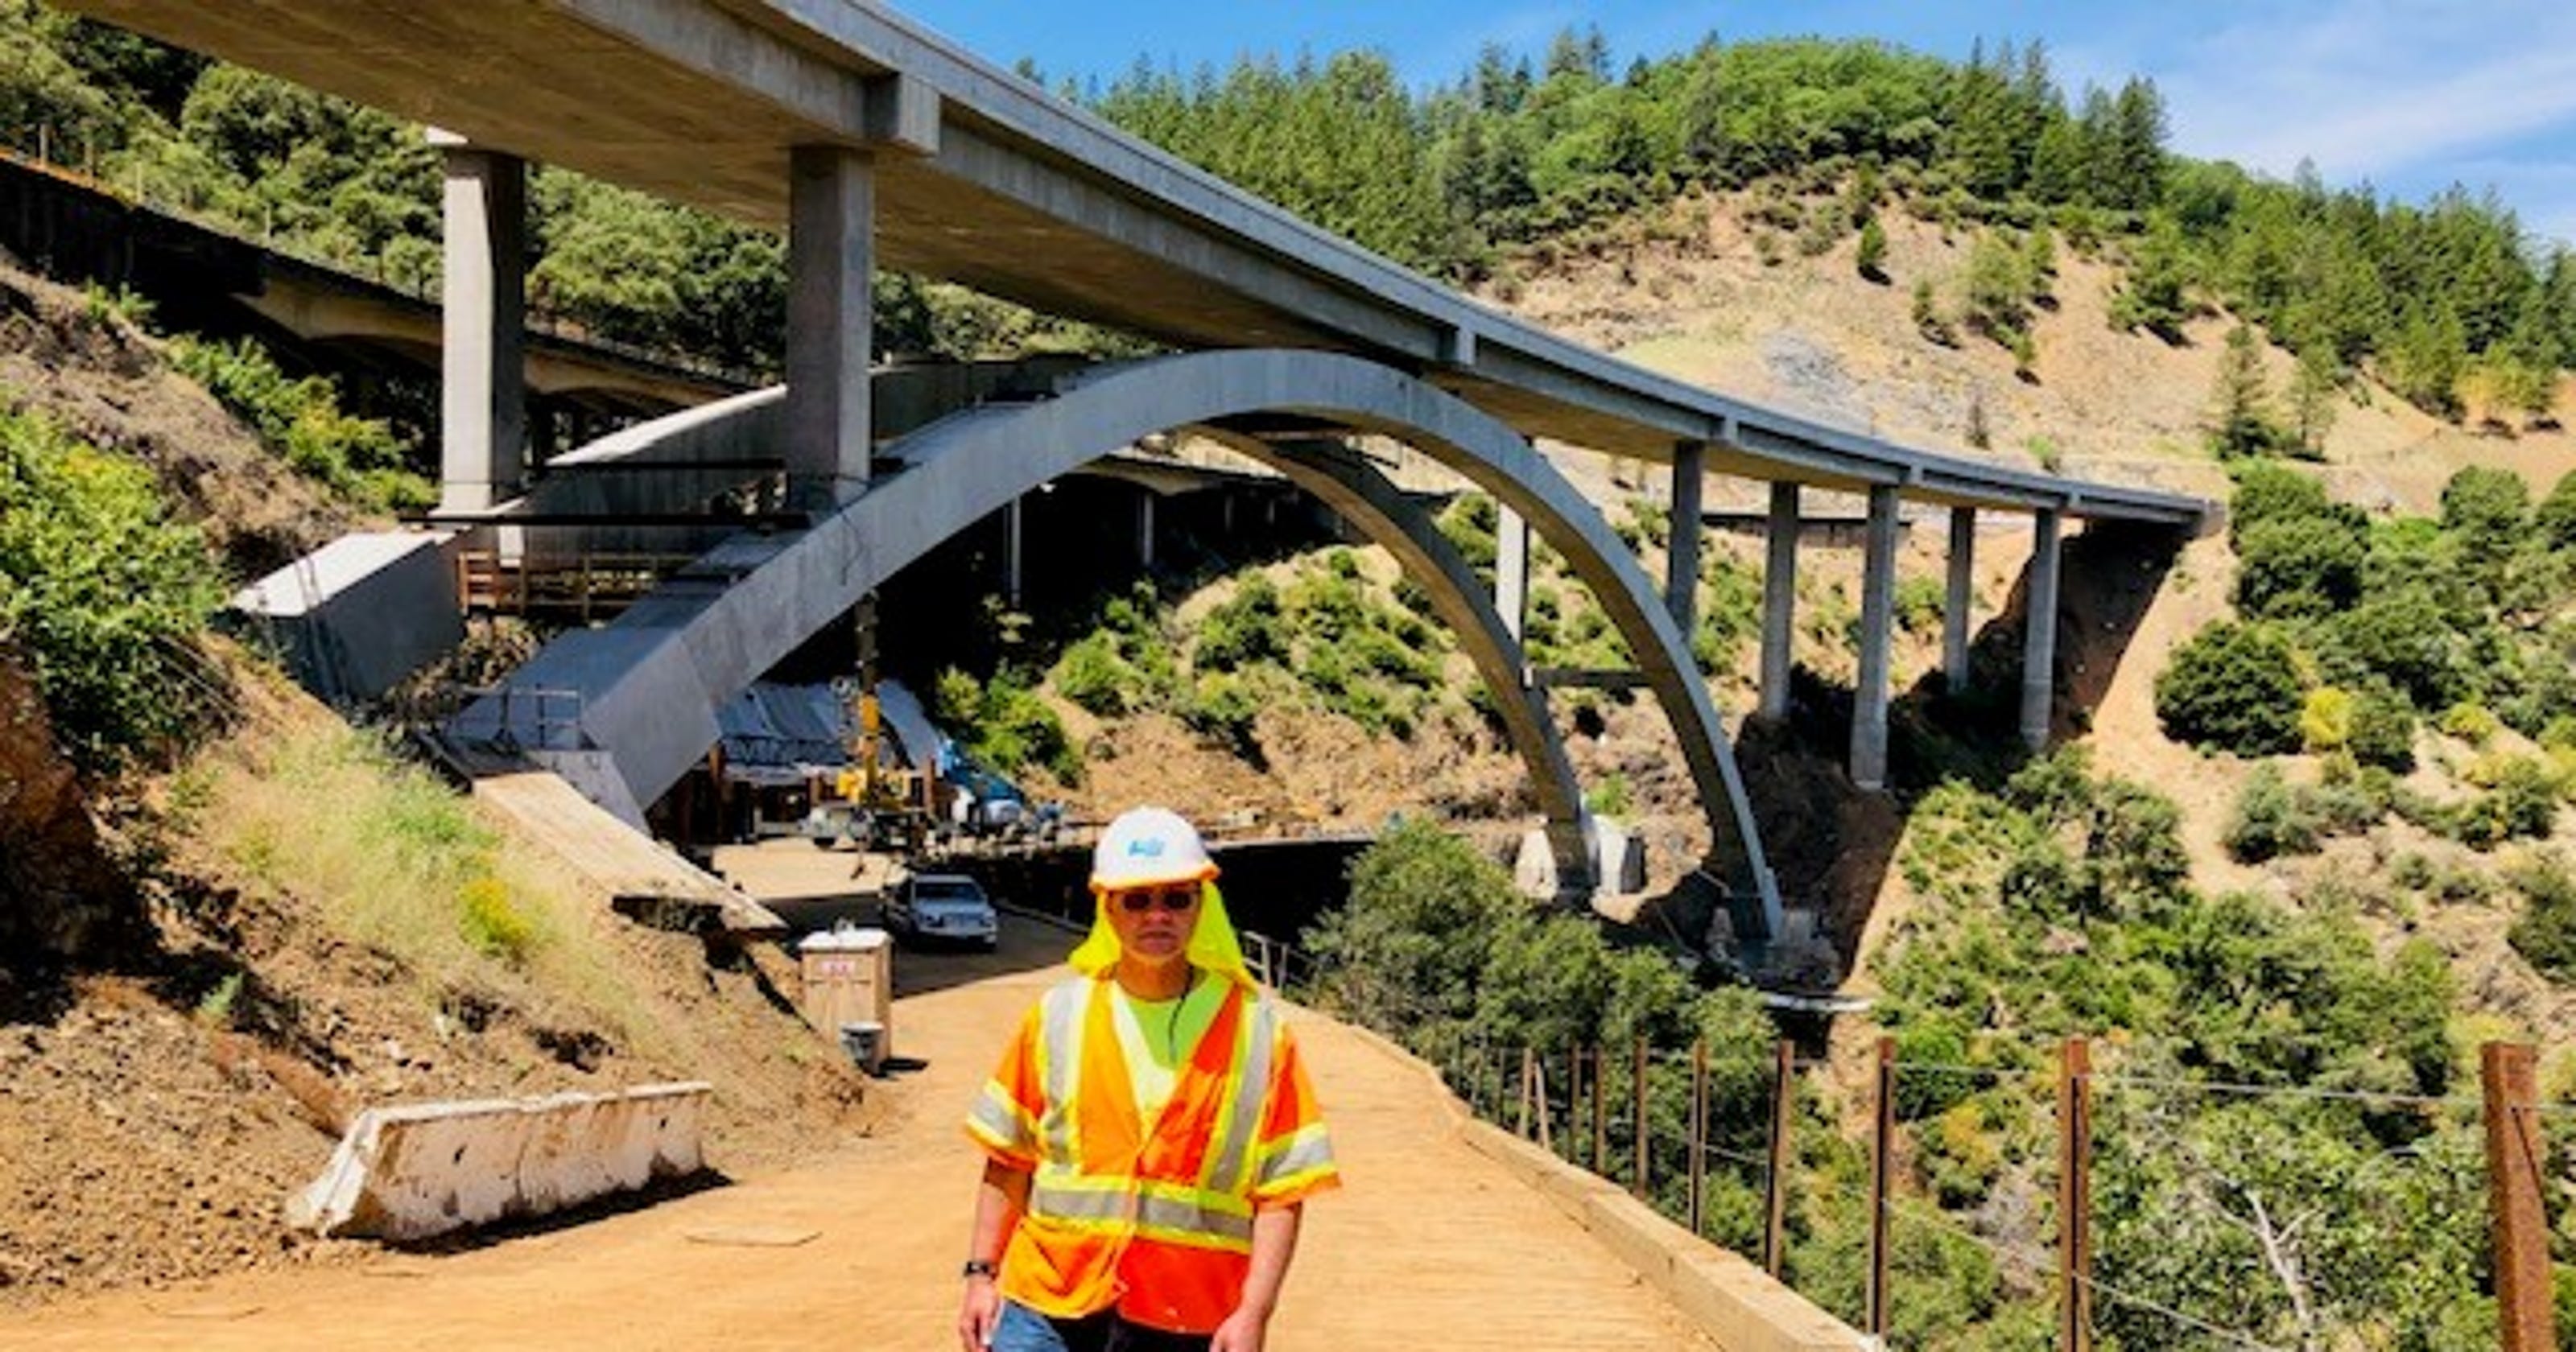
[2535,470,2576,552]
[2507,855,2576,982]
[167,333,430,512]
[2300,687,2353,753]
[2346,684,2419,773]
[1435,493,1499,570]
[2323,587,2465,713]
[0,410,225,769]
[2438,465,2530,572]
[457,875,534,962]
[2234,513,2364,620]
[2225,765,2318,862]
[2155,621,2304,755]
[2447,756,2560,847]
[1893,575,1946,636]
[1180,671,1260,756]
[2439,702,2500,746]
[1194,575,1289,672]
[1583,772,1633,818]
[1051,630,1137,716]
[2227,460,2333,550]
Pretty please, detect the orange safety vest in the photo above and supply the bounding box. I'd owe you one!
[964,974,1340,1333]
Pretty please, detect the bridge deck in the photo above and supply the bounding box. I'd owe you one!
[11,919,1720,1350]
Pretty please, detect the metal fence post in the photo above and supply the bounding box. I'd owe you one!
[1689,1039,1708,1236]
[1766,1039,1794,1278]
[2483,1041,2557,1352]
[1633,1035,1650,1198]
[2058,1036,2093,1352]
[1868,1036,1895,1339]
[1586,1045,1604,1173]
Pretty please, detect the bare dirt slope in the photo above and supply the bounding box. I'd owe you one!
[0,674,877,1312]
[0,261,355,577]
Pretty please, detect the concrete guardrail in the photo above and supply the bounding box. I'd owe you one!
[287,1081,712,1241]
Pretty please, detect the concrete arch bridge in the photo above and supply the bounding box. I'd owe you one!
[75,0,2216,957]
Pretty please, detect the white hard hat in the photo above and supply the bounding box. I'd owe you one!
[1092,806,1217,889]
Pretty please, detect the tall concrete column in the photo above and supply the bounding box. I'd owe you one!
[1666,440,1704,633]
[1943,506,1976,690]
[1137,492,1155,572]
[434,134,525,513]
[1851,484,1901,791]
[1496,503,1530,641]
[1003,495,1024,608]
[787,145,874,513]
[1758,482,1799,719]
[2021,509,2064,751]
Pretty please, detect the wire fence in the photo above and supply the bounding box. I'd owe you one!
[1246,928,2567,1351]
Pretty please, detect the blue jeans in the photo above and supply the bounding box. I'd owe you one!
[988,1300,1212,1352]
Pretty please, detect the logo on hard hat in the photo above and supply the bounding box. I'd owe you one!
[1128,839,1166,858]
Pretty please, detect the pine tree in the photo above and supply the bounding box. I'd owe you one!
[2289,341,2339,457]
[2104,77,2169,212]
[2208,323,2281,456]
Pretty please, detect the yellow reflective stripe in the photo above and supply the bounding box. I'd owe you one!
[1203,996,1274,1196]
[966,1079,1036,1152]
[1254,1162,1339,1202]
[1038,979,1088,1162]
[1252,1122,1335,1185]
[1028,1180,1255,1246]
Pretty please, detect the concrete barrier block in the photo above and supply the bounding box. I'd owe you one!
[287,1082,710,1242]
[1579,1187,1681,1287]
[1667,1249,1868,1352]
[1456,1107,1866,1350]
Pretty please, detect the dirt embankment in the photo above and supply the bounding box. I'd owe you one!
[0,259,353,577]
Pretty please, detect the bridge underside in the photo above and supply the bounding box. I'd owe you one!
[451,349,1785,936]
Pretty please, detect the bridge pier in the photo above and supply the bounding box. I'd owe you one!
[1757,483,1798,721]
[1496,503,1530,641]
[1850,484,1899,792]
[1003,495,1024,608]
[1665,441,1703,634]
[433,132,526,513]
[787,145,875,513]
[2021,509,2064,751]
[1137,491,1156,572]
[1944,506,1976,690]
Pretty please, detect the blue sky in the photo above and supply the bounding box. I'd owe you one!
[902,0,2576,248]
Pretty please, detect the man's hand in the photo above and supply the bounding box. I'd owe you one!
[1209,1305,1269,1352]
[956,1276,1001,1351]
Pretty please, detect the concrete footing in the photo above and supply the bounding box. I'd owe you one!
[287,1082,712,1241]
[229,531,463,704]
[1513,814,1645,901]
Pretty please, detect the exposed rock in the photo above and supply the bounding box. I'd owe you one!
[0,645,138,964]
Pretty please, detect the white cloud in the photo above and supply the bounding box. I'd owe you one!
[2147,0,2576,186]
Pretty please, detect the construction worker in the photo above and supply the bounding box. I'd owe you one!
[958,806,1338,1352]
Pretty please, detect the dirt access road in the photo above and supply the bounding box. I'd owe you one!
[10,908,1718,1350]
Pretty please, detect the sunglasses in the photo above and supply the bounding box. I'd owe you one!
[1113,884,1201,914]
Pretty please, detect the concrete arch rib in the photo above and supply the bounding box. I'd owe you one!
[457,349,1778,931]
[1203,434,1591,900]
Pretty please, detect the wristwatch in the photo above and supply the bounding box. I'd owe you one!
[962,1259,998,1280]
